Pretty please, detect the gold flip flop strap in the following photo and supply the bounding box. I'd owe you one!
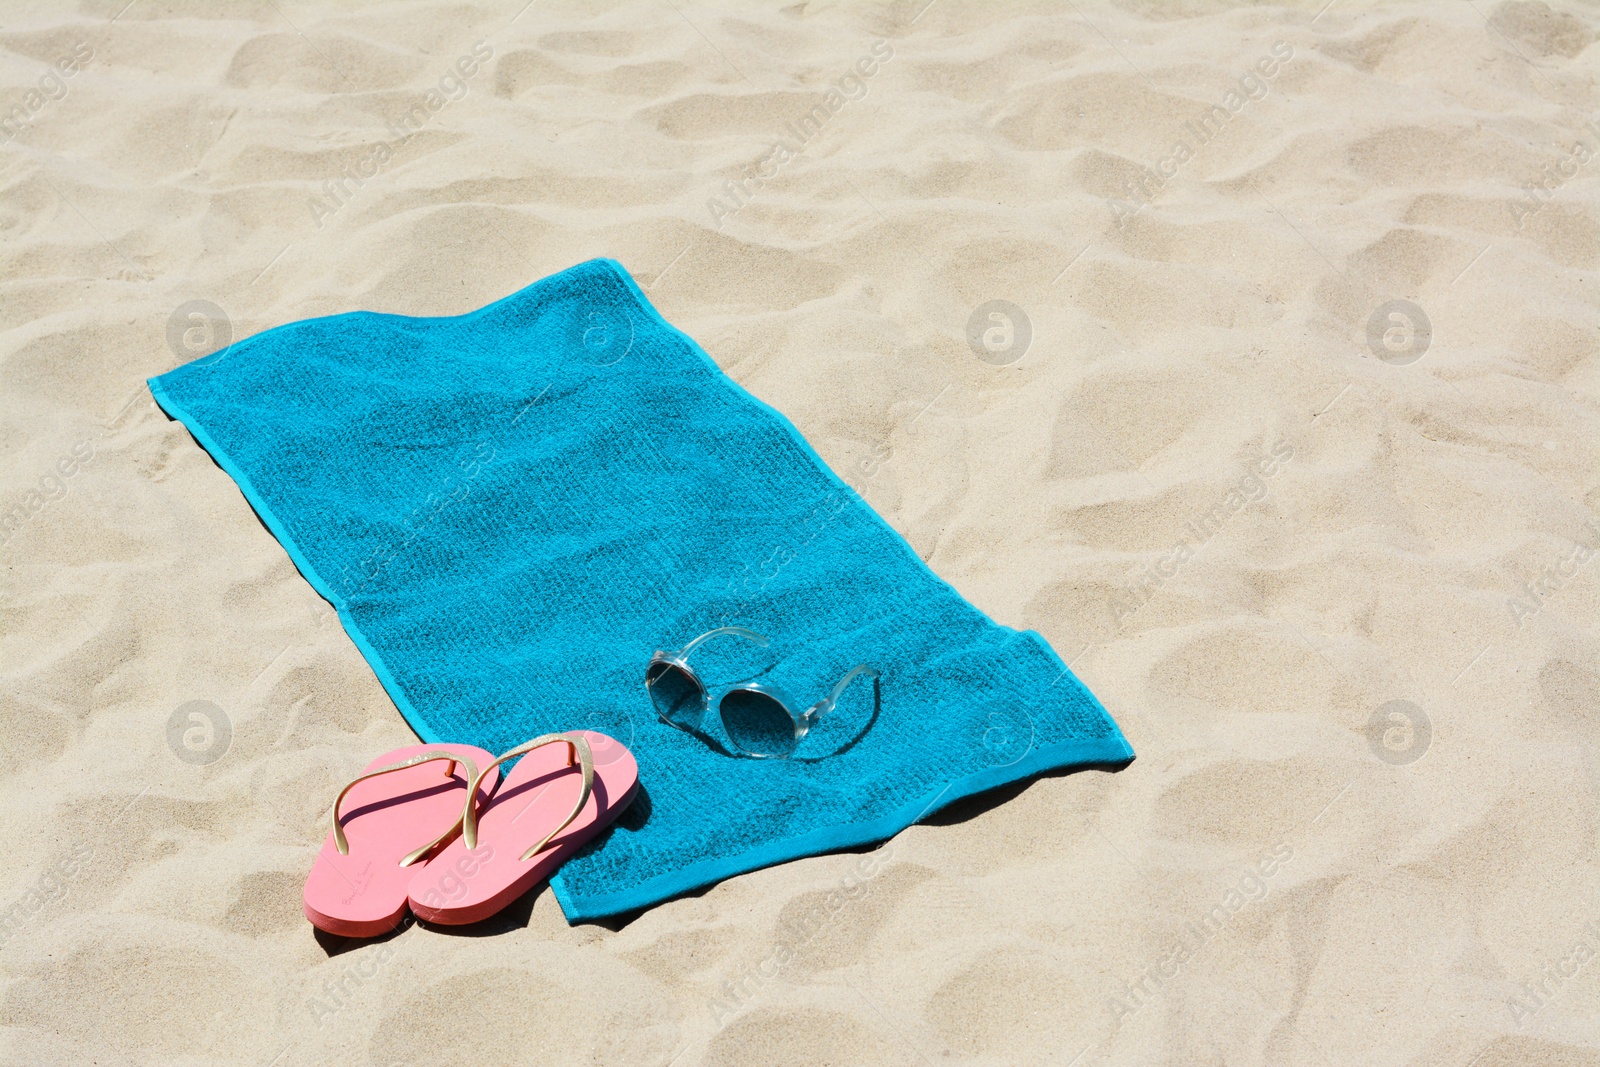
[331,749,481,867]
[462,732,594,861]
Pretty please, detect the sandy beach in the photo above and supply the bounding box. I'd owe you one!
[2,1,1598,1063]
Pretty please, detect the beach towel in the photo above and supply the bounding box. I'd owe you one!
[148,258,1134,921]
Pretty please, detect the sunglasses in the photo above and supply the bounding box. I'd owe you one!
[646,626,880,759]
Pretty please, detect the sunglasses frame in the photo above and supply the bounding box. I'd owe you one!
[646,626,880,759]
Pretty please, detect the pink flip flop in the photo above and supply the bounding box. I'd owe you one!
[407,730,638,925]
[303,744,500,937]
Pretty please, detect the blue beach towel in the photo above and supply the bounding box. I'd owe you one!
[148,258,1133,921]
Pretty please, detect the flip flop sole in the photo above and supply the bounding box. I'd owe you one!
[407,730,638,925]
[303,743,499,938]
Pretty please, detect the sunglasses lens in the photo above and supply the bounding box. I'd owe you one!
[720,689,796,758]
[647,662,705,727]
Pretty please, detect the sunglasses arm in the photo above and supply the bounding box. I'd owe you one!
[806,664,880,724]
[677,625,769,660]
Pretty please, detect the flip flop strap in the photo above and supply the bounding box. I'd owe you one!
[331,749,481,867]
[462,732,594,861]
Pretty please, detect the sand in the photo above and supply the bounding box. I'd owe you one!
[2,0,1598,1063]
